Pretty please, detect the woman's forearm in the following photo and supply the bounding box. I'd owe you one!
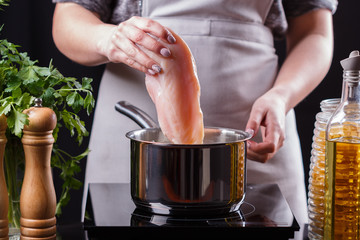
[52,2,115,66]
[272,9,334,112]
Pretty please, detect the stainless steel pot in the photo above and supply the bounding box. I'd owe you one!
[115,101,252,216]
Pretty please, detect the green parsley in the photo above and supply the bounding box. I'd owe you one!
[0,33,95,226]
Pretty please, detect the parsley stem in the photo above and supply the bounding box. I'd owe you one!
[56,88,91,93]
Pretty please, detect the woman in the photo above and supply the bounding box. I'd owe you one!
[52,0,337,238]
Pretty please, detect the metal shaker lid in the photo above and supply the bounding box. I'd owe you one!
[340,50,360,71]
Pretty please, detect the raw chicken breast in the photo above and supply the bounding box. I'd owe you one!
[144,30,204,144]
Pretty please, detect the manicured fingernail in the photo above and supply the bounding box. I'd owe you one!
[160,48,171,57]
[152,64,162,73]
[246,128,255,137]
[167,34,176,44]
[148,69,156,75]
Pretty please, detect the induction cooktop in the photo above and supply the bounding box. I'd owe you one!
[84,183,299,239]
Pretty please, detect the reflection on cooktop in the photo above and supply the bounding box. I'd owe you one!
[130,202,255,227]
[84,183,299,239]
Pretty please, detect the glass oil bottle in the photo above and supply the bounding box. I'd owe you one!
[325,50,360,240]
[308,98,340,240]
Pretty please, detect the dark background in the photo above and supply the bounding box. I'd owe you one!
[0,1,358,224]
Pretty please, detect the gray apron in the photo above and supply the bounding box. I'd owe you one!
[82,0,308,236]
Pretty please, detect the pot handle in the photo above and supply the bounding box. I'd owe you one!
[115,101,159,129]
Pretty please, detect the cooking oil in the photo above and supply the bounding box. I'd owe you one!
[308,99,340,240]
[324,50,360,240]
[325,140,360,240]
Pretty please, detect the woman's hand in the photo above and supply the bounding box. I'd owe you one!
[245,90,287,163]
[96,16,176,75]
[245,9,333,163]
[52,3,176,72]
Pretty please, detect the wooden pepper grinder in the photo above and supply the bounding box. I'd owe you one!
[20,99,57,240]
[0,115,8,240]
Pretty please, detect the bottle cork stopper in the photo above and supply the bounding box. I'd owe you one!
[340,50,360,71]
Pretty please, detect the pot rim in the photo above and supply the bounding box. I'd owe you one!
[125,126,252,147]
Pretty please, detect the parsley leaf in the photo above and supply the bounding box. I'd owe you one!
[7,109,29,137]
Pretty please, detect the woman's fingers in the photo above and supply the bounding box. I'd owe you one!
[99,16,176,74]
[111,35,162,74]
[247,135,279,163]
[127,16,176,44]
[247,120,285,163]
[245,91,286,163]
[118,21,171,57]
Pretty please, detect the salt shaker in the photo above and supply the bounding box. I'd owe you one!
[20,99,57,240]
[0,115,8,240]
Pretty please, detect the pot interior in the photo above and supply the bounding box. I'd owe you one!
[126,127,251,145]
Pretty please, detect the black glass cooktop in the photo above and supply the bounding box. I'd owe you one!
[84,183,299,239]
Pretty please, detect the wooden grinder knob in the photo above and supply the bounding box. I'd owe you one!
[20,99,57,240]
[0,115,8,240]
